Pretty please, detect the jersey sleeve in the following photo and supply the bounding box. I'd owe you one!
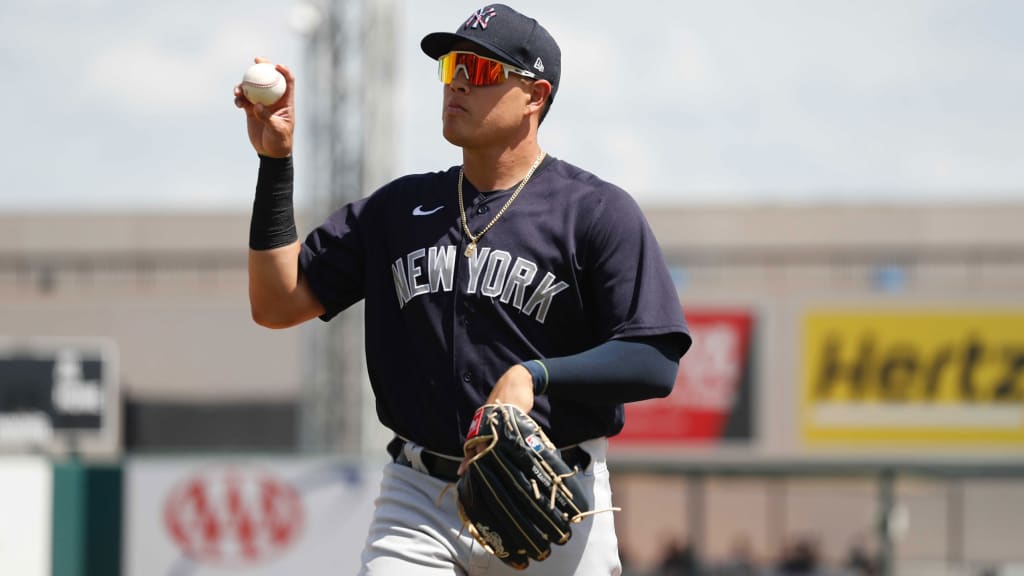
[298,197,370,321]
[580,186,691,356]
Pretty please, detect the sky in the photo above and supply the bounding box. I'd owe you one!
[1,0,1023,212]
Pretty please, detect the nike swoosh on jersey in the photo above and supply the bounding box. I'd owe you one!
[412,204,444,216]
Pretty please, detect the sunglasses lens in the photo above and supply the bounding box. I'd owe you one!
[438,52,506,86]
[438,52,457,83]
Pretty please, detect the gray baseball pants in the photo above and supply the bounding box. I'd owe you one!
[358,437,621,575]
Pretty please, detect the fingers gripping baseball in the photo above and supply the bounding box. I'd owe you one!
[234,57,295,158]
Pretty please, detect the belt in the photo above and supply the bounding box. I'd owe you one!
[389,438,591,483]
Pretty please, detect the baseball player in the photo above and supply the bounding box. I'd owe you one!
[235,4,691,574]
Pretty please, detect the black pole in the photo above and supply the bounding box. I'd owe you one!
[948,479,964,570]
[878,469,896,576]
[687,472,706,566]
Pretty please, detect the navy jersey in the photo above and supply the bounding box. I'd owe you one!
[299,156,689,456]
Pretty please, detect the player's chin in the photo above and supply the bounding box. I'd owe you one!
[441,122,471,147]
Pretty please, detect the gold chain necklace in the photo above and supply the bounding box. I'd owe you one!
[458,151,546,258]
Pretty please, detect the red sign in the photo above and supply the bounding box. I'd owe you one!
[614,310,754,444]
[163,467,304,566]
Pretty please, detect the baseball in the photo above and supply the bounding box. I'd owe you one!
[241,63,286,106]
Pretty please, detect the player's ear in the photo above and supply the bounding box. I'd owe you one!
[526,80,552,117]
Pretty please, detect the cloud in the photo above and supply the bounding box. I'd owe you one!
[398,0,1024,203]
[85,41,218,113]
[0,0,301,211]
[80,9,296,115]
[3,0,1023,211]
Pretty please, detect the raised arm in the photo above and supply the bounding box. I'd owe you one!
[247,239,323,329]
[234,58,324,329]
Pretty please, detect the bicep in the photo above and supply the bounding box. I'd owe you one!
[248,243,326,329]
[284,273,327,326]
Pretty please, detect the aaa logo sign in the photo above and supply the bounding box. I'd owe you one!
[802,310,1024,445]
[164,467,304,566]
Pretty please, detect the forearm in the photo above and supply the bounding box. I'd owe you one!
[250,155,297,250]
[522,336,681,404]
[248,155,323,328]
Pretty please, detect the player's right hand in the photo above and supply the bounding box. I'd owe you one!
[457,365,536,476]
[234,57,295,158]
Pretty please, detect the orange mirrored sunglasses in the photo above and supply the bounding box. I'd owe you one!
[437,51,537,86]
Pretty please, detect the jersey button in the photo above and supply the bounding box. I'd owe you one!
[476,205,490,215]
[462,371,473,383]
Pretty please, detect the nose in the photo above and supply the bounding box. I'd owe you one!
[448,73,470,94]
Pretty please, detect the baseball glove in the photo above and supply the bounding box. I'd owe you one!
[456,403,591,570]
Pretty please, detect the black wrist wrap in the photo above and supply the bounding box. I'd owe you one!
[249,155,298,250]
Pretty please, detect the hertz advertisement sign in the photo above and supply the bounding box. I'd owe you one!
[802,311,1024,445]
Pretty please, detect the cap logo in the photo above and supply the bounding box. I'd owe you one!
[465,6,497,30]
[534,58,545,72]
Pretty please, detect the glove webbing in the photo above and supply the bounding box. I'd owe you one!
[464,429,621,529]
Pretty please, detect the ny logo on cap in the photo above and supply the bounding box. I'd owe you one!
[465,6,497,30]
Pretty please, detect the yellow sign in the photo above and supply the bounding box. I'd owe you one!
[802,311,1024,445]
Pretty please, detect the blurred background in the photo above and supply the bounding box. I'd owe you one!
[2,1,1024,575]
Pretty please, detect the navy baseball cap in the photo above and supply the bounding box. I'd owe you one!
[421,4,561,102]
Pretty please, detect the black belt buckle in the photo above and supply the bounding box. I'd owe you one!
[420,451,460,482]
[560,445,591,472]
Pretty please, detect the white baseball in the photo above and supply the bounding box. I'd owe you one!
[241,63,286,106]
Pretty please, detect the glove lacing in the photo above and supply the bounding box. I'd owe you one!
[436,481,456,509]
[532,467,621,523]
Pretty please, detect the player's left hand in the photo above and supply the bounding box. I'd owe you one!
[454,403,591,570]
[457,364,535,476]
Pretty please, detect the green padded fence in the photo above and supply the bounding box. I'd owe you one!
[51,461,122,576]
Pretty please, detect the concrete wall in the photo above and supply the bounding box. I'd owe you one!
[0,213,302,402]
